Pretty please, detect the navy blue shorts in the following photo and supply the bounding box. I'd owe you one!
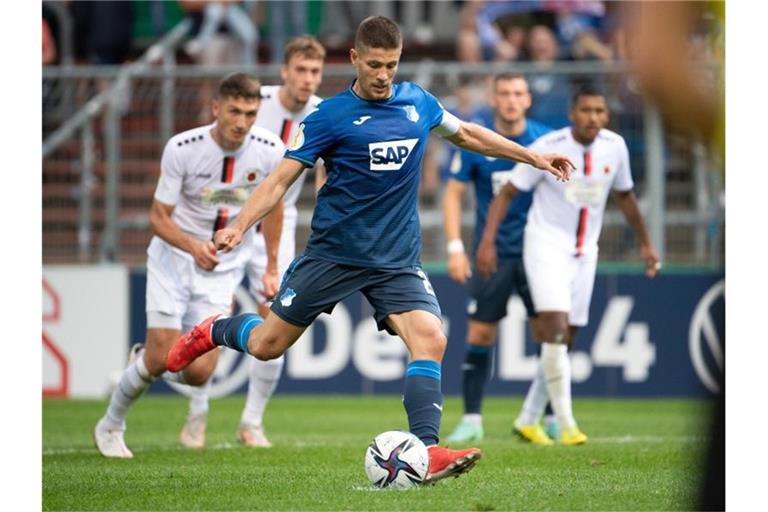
[467,257,536,323]
[270,255,442,335]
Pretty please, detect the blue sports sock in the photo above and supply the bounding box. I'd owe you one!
[211,313,263,354]
[462,344,491,415]
[403,360,442,447]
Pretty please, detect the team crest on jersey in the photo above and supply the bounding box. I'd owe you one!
[246,169,262,182]
[603,165,611,175]
[402,105,420,123]
[289,124,305,151]
[369,139,419,171]
[280,288,297,307]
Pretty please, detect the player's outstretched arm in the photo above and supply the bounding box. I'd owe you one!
[444,121,574,181]
[476,183,519,277]
[612,190,661,277]
[443,179,472,284]
[149,199,219,270]
[215,158,305,252]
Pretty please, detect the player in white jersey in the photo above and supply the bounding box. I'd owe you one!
[476,84,660,446]
[94,73,285,458]
[182,37,327,449]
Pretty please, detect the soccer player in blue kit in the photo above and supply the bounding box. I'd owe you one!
[167,16,573,484]
[442,73,558,446]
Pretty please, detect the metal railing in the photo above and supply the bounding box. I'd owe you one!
[42,19,192,261]
[42,58,724,268]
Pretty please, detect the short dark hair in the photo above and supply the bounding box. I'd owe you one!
[493,72,528,89]
[283,36,326,64]
[217,73,261,101]
[355,16,402,53]
[571,83,605,106]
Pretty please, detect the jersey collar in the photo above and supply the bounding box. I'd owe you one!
[348,79,395,103]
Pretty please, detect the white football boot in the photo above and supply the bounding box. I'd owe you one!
[180,412,207,449]
[237,423,272,448]
[94,418,133,459]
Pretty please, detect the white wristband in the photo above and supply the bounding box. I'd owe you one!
[447,239,465,254]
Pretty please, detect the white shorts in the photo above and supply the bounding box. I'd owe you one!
[523,240,597,327]
[145,238,240,331]
[246,213,296,304]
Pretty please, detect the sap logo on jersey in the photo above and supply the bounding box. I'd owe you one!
[369,139,418,171]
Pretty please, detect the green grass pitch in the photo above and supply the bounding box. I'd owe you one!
[43,395,711,510]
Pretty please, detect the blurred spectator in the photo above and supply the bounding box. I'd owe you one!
[70,1,134,64]
[182,0,258,67]
[268,0,306,64]
[43,18,57,65]
[393,1,435,44]
[457,0,538,62]
[546,0,614,62]
[526,25,571,128]
[317,1,371,51]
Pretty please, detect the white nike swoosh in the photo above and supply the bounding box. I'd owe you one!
[433,403,443,411]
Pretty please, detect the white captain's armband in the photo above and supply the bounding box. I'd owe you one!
[432,110,461,137]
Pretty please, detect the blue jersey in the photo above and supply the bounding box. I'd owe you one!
[285,81,448,268]
[450,118,552,259]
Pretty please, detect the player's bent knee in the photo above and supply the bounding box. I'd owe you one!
[183,369,211,386]
[416,328,447,360]
[143,352,169,377]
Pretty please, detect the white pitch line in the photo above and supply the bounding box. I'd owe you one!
[589,435,707,444]
[44,435,706,456]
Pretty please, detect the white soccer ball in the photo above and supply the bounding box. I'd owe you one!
[364,430,429,489]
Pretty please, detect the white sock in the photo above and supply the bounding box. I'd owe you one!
[516,362,549,426]
[540,343,575,429]
[240,355,284,426]
[462,413,482,427]
[188,381,210,417]
[103,355,155,429]
[162,370,187,384]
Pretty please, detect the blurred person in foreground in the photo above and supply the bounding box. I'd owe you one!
[179,37,327,450]
[440,73,556,445]
[626,3,723,509]
[476,85,660,446]
[166,15,573,484]
[94,73,285,458]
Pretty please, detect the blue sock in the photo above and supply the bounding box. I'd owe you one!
[403,360,442,447]
[210,313,263,354]
[462,344,491,415]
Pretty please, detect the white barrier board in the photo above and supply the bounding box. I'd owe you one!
[43,265,128,398]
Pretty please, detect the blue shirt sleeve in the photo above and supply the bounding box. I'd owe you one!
[284,106,335,166]
[420,87,447,131]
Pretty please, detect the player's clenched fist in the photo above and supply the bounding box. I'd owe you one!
[214,227,243,252]
[191,240,219,271]
[447,251,472,284]
[475,239,497,278]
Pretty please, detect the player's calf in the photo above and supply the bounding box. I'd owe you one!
[168,313,268,372]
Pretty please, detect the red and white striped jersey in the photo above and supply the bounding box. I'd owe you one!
[257,85,322,211]
[508,126,634,259]
[153,123,285,270]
